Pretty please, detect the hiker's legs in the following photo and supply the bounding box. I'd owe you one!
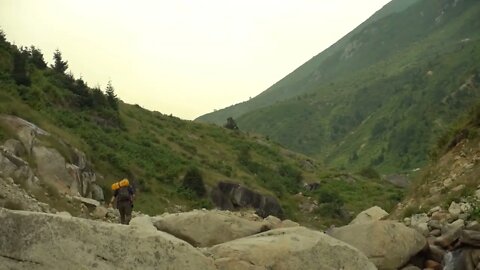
[118,203,126,224]
[124,203,132,225]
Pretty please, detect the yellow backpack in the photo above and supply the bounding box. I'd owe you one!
[111,179,129,191]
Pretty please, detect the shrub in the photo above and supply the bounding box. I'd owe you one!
[358,166,380,179]
[3,199,25,210]
[318,189,343,205]
[181,166,206,197]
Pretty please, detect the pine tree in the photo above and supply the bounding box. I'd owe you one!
[29,46,47,69]
[12,50,31,86]
[224,117,239,130]
[105,81,118,110]
[0,29,6,43]
[52,49,68,73]
[92,86,107,108]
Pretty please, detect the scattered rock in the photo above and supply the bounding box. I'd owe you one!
[91,206,108,219]
[153,210,269,247]
[209,227,377,270]
[73,196,100,208]
[329,221,426,270]
[349,206,388,225]
[448,202,462,217]
[0,208,216,270]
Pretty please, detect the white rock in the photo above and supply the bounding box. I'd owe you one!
[73,196,100,208]
[329,221,426,270]
[448,202,462,217]
[56,211,72,217]
[410,213,429,227]
[452,184,465,193]
[460,203,473,214]
[428,206,442,215]
[443,178,453,187]
[209,227,376,270]
[475,189,480,201]
[349,206,388,225]
[0,208,215,270]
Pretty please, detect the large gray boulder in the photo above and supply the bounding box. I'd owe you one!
[32,145,74,192]
[329,221,426,270]
[154,210,268,247]
[208,226,377,270]
[3,139,26,157]
[0,208,215,270]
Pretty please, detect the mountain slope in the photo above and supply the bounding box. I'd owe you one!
[392,100,480,218]
[197,0,480,172]
[196,0,421,125]
[0,31,403,227]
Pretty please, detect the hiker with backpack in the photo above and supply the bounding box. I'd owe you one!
[108,179,135,225]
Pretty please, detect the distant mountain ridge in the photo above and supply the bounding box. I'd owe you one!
[196,0,421,125]
[197,0,480,173]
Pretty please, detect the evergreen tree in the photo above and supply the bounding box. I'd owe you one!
[73,78,93,108]
[12,50,31,86]
[29,46,47,69]
[52,49,68,73]
[0,29,6,43]
[105,81,118,110]
[92,87,107,108]
[224,117,239,130]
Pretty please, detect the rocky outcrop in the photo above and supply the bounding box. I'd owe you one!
[0,177,49,212]
[208,226,377,270]
[0,115,49,155]
[0,208,216,270]
[0,145,38,188]
[329,221,426,270]
[0,115,104,202]
[349,206,388,225]
[33,146,74,192]
[153,210,269,247]
[211,181,284,219]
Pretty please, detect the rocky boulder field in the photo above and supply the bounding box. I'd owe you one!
[0,203,450,270]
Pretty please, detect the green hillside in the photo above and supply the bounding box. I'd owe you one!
[0,30,403,228]
[197,0,480,173]
[195,0,421,125]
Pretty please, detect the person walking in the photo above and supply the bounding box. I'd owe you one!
[109,179,135,225]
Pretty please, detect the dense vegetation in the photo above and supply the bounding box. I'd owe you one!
[197,0,480,173]
[0,30,403,228]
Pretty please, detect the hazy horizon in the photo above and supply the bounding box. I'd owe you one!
[0,0,391,120]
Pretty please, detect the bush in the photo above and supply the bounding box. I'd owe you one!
[316,189,345,219]
[318,189,343,205]
[358,166,380,179]
[3,199,25,210]
[181,166,206,197]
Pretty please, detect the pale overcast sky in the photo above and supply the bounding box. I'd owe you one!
[0,0,391,120]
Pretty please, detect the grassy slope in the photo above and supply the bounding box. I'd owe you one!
[0,35,404,228]
[391,99,480,219]
[200,0,480,173]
